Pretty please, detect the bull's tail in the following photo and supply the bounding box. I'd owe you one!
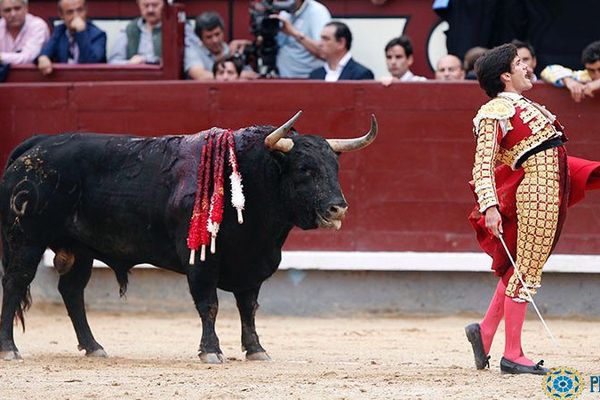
[15,288,32,332]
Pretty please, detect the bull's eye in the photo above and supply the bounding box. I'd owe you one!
[296,166,315,181]
[299,166,312,176]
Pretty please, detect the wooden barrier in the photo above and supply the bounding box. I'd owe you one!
[1,81,599,254]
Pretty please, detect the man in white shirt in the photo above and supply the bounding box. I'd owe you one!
[381,35,427,86]
[271,0,331,78]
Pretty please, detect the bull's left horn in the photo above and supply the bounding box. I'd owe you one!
[264,111,302,152]
[327,114,378,153]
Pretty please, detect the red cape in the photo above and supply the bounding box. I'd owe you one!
[469,156,600,277]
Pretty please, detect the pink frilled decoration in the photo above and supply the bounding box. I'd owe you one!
[187,130,245,265]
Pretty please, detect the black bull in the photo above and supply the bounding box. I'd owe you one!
[0,112,377,362]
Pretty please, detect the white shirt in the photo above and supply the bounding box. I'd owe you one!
[276,0,331,78]
[324,51,351,82]
[399,70,427,82]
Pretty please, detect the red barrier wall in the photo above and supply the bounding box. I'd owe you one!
[1,82,599,254]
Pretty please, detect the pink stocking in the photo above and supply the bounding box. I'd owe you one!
[503,297,534,366]
[479,279,506,354]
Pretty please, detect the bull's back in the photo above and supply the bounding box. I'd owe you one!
[3,135,51,171]
[70,134,184,260]
[1,133,183,263]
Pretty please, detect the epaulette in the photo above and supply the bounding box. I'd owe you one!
[472,97,515,132]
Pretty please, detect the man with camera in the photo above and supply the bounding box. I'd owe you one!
[186,11,255,80]
[270,0,331,78]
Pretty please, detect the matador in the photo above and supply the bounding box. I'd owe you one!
[465,44,600,375]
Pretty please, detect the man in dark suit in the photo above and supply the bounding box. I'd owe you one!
[309,21,374,81]
[37,0,106,76]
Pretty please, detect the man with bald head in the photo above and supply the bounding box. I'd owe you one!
[109,0,172,65]
[37,0,106,75]
[0,0,49,64]
[435,54,465,80]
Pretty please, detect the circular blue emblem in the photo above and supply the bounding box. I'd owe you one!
[542,367,583,400]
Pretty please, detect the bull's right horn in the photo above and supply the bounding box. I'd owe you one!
[327,114,378,153]
[264,111,302,152]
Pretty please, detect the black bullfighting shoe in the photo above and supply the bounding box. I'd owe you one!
[465,323,490,369]
[500,357,549,375]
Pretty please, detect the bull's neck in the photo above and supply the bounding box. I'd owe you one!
[236,136,294,232]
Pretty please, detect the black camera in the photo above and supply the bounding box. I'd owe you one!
[243,0,296,78]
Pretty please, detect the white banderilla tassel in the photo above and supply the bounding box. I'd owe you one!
[200,245,206,262]
[189,249,195,265]
[207,222,219,254]
[230,172,245,224]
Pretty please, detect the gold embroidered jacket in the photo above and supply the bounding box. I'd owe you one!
[471,95,565,212]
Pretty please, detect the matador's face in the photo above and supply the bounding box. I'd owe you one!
[507,56,533,93]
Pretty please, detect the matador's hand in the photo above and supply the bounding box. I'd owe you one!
[484,206,503,238]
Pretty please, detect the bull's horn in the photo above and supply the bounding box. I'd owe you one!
[264,111,302,152]
[327,114,378,153]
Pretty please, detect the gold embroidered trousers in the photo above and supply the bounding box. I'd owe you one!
[505,147,567,300]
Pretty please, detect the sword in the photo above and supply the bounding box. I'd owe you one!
[498,234,560,348]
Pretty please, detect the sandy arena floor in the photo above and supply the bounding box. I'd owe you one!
[1,305,599,400]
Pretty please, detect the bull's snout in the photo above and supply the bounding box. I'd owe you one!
[327,204,348,220]
[317,202,348,230]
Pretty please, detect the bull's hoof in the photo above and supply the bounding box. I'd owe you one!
[246,351,271,361]
[1,350,23,361]
[199,352,225,364]
[85,348,108,358]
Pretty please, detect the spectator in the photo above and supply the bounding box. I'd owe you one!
[463,46,487,80]
[186,11,254,81]
[213,55,243,81]
[0,0,49,65]
[511,39,537,81]
[309,21,373,81]
[108,0,164,65]
[435,54,465,80]
[541,40,600,103]
[381,35,426,85]
[271,0,331,78]
[37,0,106,76]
